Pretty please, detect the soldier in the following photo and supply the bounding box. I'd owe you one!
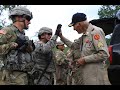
[54,41,68,85]
[30,25,61,85]
[0,6,35,85]
[65,42,80,85]
[58,12,111,85]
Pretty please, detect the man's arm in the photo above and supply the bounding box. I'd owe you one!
[0,29,18,55]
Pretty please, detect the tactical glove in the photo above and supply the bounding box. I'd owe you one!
[10,42,18,49]
[28,40,35,51]
[25,40,35,52]
[55,24,62,36]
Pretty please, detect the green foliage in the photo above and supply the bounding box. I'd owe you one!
[63,47,70,54]
[2,5,19,11]
[106,38,111,46]
[0,5,22,28]
[98,5,120,44]
[98,5,120,19]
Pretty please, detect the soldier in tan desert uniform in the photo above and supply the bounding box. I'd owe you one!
[58,12,111,85]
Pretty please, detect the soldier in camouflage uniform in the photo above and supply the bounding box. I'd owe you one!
[0,6,35,85]
[30,25,61,85]
[58,13,111,85]
[54,41,69,85]
[65,46,80,85]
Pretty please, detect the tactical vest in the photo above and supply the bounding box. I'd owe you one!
[32,47,55,73]
[5,26,34,72]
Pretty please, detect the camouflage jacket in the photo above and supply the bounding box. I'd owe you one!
[54,49,68,66]
[0,25,17,55]
[0,25,34,71]
[32,35,58,72]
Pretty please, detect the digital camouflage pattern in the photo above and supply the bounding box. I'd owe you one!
[31,31,58,85]
[38,27,52,36]
[56,41,64,46]
[9,6,33,19]
[61,23,111,85]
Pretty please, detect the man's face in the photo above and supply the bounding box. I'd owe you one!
[41,33,52,42]
[15,16,31,30]
[23,16,31,29]
[45,33,52,41]
[73,22,84,34]
[57,44,65,51]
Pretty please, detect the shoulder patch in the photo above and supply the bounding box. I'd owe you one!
[93,34,100,40]
[97,41,104,48]
[0,30,6,34]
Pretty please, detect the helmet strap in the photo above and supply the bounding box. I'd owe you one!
[14,18,27,29]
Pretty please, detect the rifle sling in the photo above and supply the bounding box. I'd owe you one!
[36,52,52,84]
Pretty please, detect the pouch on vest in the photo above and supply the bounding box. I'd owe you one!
[5,50,34,72]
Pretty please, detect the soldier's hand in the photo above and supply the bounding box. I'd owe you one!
[10,42,18,49]
[55,24,62,36]
[59,31,63,37]
[27,40,35,51]
[29,40,35,50]
[31,40,35,50]
[68,62,73,69]
[76,58,86,66]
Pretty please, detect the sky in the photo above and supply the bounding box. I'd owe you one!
[2,5,102,42]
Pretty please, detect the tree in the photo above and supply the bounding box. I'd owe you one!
[0,5,20,29]
[98,5,120,45]
[98,5,120,19]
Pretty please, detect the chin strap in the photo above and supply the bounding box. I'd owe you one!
[13,15,27,29]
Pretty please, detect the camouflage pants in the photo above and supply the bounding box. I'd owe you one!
[72,67,83,85]
[0,70,28,85]
[33,71,53,85]
[66,73,75,85]
[54,66,67,85]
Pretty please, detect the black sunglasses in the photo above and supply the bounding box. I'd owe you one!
[24,15,31,21]
[47,33,52,35]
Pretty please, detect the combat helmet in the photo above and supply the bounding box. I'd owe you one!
[116,10,120,20]
[38,27,52,36]
[9,6,33,20]
[56,41,64,46]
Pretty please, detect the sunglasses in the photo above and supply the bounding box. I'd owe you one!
[47,33,52,35]
[42,33,52,35]
[24,15,31,21]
